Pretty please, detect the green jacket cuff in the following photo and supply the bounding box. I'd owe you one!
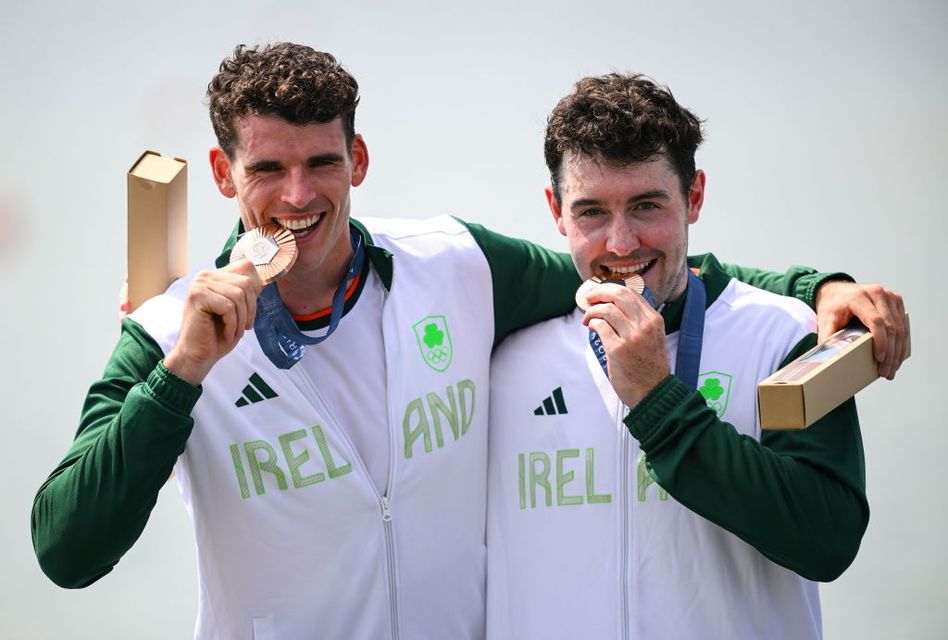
[624,375,693,443]
[147,362,202,414]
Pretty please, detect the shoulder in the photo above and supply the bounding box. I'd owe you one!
[706,280,817,365]
[716,279,815,328]
[357,215,471,244]
[492,309,584,367]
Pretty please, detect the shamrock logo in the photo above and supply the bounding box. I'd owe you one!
[696,372,732,418]
[423,322,444,348]
[698,378,724,401]
[413,315,454,372]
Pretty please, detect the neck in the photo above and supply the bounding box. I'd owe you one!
[660,267,690,306]
[277,244,355,316]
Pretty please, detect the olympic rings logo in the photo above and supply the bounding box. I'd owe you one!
[426,347,449,363]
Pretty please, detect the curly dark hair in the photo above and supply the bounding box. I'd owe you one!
[207,43,360,157]
[545,73,703,202]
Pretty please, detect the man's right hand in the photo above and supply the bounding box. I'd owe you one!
[163,260,263,385]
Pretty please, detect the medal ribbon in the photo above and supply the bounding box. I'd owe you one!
[589,270,706,391]
[254,227,365,370]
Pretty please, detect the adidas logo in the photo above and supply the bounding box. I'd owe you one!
[235,373,279,407]
[534,387,568,416]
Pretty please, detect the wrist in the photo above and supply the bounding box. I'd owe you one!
[812,273,855,310]
[163,348,211,386]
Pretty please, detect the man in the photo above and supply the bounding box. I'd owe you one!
[486,73,895,639]
[32,45,905,639]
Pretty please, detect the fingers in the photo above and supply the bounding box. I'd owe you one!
[816,281,910,380]
[583,282,653,317]
[873,286,907,380]
[850,284,910,379]
[200,288,246,344]
[582,284,669,406]
[192,264,261,336]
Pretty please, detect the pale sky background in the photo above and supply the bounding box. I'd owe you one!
[1,1,945,638]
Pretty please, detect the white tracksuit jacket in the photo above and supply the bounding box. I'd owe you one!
[135,216,494,640]
[487,273,827,640]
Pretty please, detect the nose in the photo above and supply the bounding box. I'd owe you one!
[281,167,315,209]
[604,214,640,257]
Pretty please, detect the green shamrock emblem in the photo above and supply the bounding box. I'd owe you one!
[423,323,444,348]
[698,378,724,401]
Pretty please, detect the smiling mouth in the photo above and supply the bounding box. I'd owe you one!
[275,213,323,239]
[599,260,654,279]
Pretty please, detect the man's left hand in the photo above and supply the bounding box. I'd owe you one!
[815,281,909,380]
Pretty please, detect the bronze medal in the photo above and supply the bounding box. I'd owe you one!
[229,223,298,284]
[575,273,646,311]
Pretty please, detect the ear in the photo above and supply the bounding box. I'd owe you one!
[545,186,567,237]
[349,134,369,187]
[687,169,705,224]
[210,147,237,198]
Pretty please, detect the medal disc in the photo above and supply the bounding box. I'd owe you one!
[230,224,298,284]
[575,273,646,311]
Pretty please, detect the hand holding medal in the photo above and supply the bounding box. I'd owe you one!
[578,273,655,389]
[578,268,707,406]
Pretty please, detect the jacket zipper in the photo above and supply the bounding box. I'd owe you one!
[285,365,400,638]
[380,496,399,638]
[380,278,400,640]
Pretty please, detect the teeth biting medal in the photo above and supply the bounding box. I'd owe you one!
[229,223,298,284]
[575,272,646,311]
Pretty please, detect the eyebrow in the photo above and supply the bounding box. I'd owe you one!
[570,190,671,212]
[245,153,346,172]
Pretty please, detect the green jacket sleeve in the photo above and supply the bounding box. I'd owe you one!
[699,254,853,309]
[31,319,199,588]
[460,226,851,345]
[623,335,868,582]
[459,221,581,345]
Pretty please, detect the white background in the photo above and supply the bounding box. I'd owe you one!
[1,1,944,637]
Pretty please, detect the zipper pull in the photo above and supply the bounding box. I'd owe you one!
[380,496,393,522]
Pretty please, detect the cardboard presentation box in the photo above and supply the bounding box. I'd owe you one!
[758,322,909,430]
[127,151,187,313]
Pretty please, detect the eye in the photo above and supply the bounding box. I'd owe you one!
[247,162,281,175]
[579,207,607,218]
[634,201,659,212]
[308,155,344,169]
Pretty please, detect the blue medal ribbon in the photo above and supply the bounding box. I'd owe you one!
[254,227,365,370]
[589,270,706,391]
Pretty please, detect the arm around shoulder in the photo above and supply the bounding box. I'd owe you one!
[459,220,581,344]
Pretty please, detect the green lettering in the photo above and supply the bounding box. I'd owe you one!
[229,443,251,500]
[426,386,459,448]
[244,440,288,496]
[518,453,526,510]
[637,452,667,502]
[585,447,612,504]
[529,452,552,508]
[312,424,352,479]
[457,379,476,436]
[279,429,326,489]
[556,449,583,506]
[403,397,433,459]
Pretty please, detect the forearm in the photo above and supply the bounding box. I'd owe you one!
[625,375,868,582]
[31,323,198,588]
